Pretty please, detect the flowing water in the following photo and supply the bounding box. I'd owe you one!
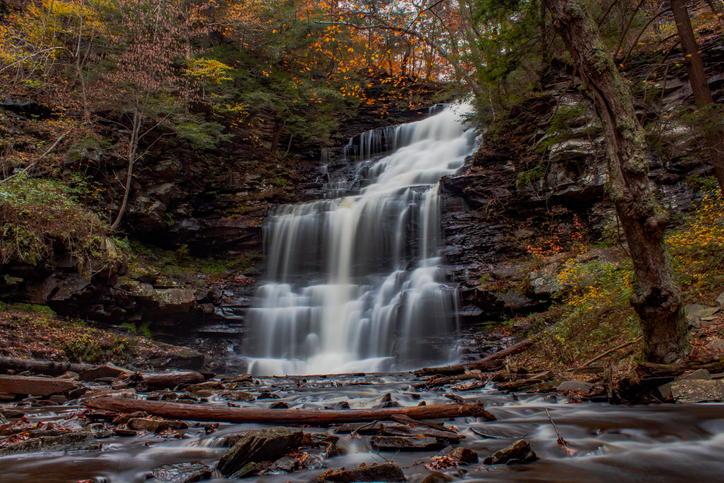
[2,375,724,482]
[244,104,477,376]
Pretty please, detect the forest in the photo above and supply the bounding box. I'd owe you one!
[2,1,724,481]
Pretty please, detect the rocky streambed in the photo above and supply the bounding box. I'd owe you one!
[2,362,724,482]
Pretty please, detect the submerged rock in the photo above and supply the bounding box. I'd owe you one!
[371,435,441,450]
[0,431,99,455]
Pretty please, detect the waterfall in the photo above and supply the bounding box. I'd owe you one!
[245,104,476,376]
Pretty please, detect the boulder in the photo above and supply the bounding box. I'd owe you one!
[557,380,594,394]
[659,369,711,400]
[217,427,303,477]
[671,379,724,403]
[684,304,720,329]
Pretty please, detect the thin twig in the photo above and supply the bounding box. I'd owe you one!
[544,408,568,446]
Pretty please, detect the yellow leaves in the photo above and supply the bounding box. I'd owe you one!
[185,59,232,84]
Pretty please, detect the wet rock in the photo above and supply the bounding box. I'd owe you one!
[0,375,78,396]
[302,433,340,448]
[483,439,537,465]
[268,401,289,409]
[371,436,440,450]
[217,426,303,477]
[218,390,255,402]
[448,447,479,464]
[79,362,134,382]
[557,380,594,394]
[148,462,214,483]
[127,418,189,432]
[671,379,724,403]
[185,381,224,392]
[320,462,406,482]
[0,431,99,455]
[270,456,297,472]
[418,472,454,483]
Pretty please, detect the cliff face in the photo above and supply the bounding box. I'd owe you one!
[439,37,724,326]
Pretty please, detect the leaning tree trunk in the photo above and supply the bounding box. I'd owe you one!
[542,0,688,363]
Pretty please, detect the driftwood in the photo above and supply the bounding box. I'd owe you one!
[0,357,94,377]
[85,398,492,425]
[413,372,481,389]
[415,340,534,376]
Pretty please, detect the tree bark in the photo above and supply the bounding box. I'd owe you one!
[669,0,724,191]
[542,0,688,364]
[85,398,493,425]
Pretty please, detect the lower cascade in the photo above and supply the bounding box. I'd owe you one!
[244,104,477,375]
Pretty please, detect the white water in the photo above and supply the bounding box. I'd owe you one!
[245,104,477,376]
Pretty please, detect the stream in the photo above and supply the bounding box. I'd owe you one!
[1,373,724,482]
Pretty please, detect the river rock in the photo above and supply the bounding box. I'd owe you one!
[483,439,537,465]
[448,447,479,464]
[127,418,189,432]
[371,436,440,450]
[671,379,724,403]
[217,426,303,476]
[148,462,214,483]
[320,462,406,482]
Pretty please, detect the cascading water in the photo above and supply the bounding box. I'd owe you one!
[245,104,477,376]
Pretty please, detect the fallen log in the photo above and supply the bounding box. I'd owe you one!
[85,398,492,425]
[0,375,78,396]
[0,356,94,377]
[133,371,206,390]
[415,339,533,376]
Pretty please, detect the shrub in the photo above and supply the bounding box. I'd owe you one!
[0,172,119,274]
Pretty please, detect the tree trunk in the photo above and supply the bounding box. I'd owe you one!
[669,0,724,192]
[542,0,688,364]
[670,0,714,106]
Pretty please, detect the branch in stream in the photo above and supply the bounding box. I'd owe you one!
[85,398,496,425]
[415,340,534,376]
